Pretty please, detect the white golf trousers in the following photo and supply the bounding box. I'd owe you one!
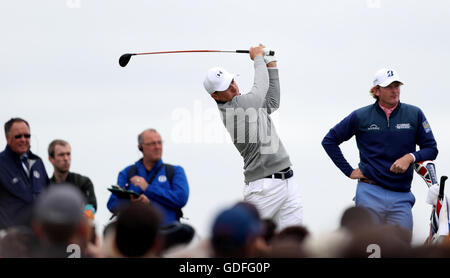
[243,176,303,230]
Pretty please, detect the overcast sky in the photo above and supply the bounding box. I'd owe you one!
[1,0,450,244]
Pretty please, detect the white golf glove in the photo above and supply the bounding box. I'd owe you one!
[259,43,277,64]
[426,184,440,205]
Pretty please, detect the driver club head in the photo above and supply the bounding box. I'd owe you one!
[119,53,135,67]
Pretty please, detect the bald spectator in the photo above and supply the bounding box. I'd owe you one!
[107,129,189,226]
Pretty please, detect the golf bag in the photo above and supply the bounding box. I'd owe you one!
[414,161,449,244]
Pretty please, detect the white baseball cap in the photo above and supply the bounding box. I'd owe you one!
[373,68,403,87]
[203,67,234,94]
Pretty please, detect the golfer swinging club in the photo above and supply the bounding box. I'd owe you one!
[203,44,303,229]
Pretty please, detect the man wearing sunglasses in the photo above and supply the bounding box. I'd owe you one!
[0,118,49,230]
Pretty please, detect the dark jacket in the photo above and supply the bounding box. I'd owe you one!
[322,101,438,192]
[50,172,97,211]
[0,145,49,229]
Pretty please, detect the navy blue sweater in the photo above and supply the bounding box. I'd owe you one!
[322,101,438,192]
[0,145,49,229]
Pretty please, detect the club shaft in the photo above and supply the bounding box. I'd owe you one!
[120,49,274,67]
[135,50,249,55]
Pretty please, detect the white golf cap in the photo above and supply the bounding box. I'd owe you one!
[373,68,403,87]
[203,67,234,94]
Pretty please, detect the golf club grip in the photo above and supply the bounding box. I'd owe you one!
[235,50,276,56]
[439,176,448,200]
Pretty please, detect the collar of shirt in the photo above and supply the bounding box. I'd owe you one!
[138,158,163,177]
[378,102,398,119]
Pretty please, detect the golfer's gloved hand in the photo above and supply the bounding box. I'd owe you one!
[259,43,277,65]
[264,51,277,65]
[426,184,440,205]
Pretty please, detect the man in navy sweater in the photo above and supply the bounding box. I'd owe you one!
[322,68,438,232]
[0,118,49,230]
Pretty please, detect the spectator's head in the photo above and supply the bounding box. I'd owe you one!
[211,202,264,257]
[340,206,375,234]
[341,224,411,258]
[273,225,310,244]
[269,225,310,258]
[4,118,30,156]
[48,139,71,174]
[159,222,196,251]
[261,219,277,244]
[0,226,35,258]
[101,220,117,258]
[303,229,352,258]
[137,129,162,163]
[115,203,162,257]
[32,184,89,245]
[270,238,309,258]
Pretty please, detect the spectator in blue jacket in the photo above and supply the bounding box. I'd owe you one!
[322,68,438,232]
[107,129,189,226]
[0,118,49,230]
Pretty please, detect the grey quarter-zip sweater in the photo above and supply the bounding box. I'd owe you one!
[217,56,292,183]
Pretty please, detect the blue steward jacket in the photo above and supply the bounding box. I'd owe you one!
[0,145,49,229]
[322,101,438,192]
[107,159,189,225]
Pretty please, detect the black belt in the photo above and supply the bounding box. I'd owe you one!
[265,167,293,180]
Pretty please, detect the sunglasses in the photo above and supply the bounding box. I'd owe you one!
[14,134,31,139]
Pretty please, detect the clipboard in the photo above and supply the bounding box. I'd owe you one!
[107,185,141,199]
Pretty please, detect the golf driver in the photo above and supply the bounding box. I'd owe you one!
[119,49,275,67]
